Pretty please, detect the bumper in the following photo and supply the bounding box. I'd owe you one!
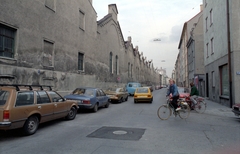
[78,104,94,109]
[134,98,152,102]
[232,109,240,116]
[0,121,11,128]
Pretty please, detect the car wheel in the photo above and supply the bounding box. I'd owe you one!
[125,96,128,101]
[134,100,137,103]
[150,98,153,103]
[23,116,39,135]
[105,102,110,108]
[66,107,77,120]
[93,103,98,112]
[119,97,124,103]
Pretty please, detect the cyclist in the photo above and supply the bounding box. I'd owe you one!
[166,79,181,111]
[190,82,199,109]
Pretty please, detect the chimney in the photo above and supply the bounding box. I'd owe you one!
[200,4,203,11]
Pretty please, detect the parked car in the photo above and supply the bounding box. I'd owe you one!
[0,84,78,135]
[104,87,128,103]
[232,103,240,116]
[126,82,142,96]
[147,85,154,92]
[64,87,109,112]
[134,87,153,103]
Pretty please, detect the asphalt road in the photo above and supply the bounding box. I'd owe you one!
[0,88,240,154]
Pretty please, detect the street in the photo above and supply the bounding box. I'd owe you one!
[0,89,239,154]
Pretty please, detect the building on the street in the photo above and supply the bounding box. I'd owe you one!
[0,0,160,93]
[177,7,203,88]
[203,0,240,107]
[186,13,205,97]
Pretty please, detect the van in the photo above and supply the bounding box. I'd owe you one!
[126,82,141,96]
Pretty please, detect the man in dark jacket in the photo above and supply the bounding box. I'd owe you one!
[167,79,181,111]
[190,82,199,108]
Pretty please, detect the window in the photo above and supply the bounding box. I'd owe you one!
[37,91,51,104]
[205,17,208,32]
[206,43,209,58]
[204,0,207,7]
[0,90,9,105]
[115,55,118,75]
[212,71,215,87]
[47,91,63,102]
[128,62,130,77]
[211,38,214,54]
[45,0,56,12]
[131,64,133,78]
[79,10,85,30]
[210,9,213,26]
[15,92,34,106]
[220,65,229,96]
[43,40,54,67]
[0,24,16,58]
[109,52,113,73]
[78,52,84,71]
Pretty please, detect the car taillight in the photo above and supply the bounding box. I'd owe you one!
[83,100,90,104]
[148,95,151,97]
[3,110,10,121]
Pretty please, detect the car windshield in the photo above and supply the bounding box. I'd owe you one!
[136,88,148,93]
[0,90,9,106]
[72,88,94,96]
[116,88,122,92]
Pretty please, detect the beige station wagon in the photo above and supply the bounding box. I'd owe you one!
[0,84,78,135]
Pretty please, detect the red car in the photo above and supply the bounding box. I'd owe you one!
[178,87,190,98]
[232,103,240,116]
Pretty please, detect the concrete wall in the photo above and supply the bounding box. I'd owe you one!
[0,0,160,94]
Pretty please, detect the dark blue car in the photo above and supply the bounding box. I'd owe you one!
[64,87,110,112]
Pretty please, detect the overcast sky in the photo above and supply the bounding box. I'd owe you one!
[93,0,203,77]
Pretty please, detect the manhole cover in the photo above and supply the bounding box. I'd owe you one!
[113,130,127,135]
[87,126,146,141]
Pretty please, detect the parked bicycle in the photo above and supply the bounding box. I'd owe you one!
[187,96,206,114]
[157,97,190,120]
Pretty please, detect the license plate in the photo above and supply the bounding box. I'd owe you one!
[138,96,147,98]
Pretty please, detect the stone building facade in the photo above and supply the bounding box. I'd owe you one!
[187,13,205,96]
[203,0,240,107]
[0,0,160,94]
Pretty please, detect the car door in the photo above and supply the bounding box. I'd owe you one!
[96,90,103,106]
[36,91,54,123]
[99,89,108,106]
[47,91,67,119]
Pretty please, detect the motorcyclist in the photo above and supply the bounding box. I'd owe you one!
[166,79,181,111]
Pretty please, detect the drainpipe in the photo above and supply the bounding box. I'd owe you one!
[226,0,233,107]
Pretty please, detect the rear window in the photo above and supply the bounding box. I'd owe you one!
[72,88,95,96]
[136,88,149,93]
[0,90,9,106]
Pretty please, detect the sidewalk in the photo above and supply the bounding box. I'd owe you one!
[203,98,236,118]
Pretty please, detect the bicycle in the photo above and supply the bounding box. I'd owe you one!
[157,98,190,120]
[187,96,206,114]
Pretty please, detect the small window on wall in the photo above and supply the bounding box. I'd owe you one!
[210,9,213,26]
[128,62,130,77]
[211,37,214,54]
[212,71,215,87]
[43,40,54,67]
[109,52,113,74]
[115,55,118,75]
[78,52,84,71]
[0,24,16,58]
[205,17,208,32]
[206,43,209,58]
[45,0,56,12]
[220,65,229,96]
[79,10,85,31]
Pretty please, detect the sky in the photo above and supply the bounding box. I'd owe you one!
[93,0,203,77]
